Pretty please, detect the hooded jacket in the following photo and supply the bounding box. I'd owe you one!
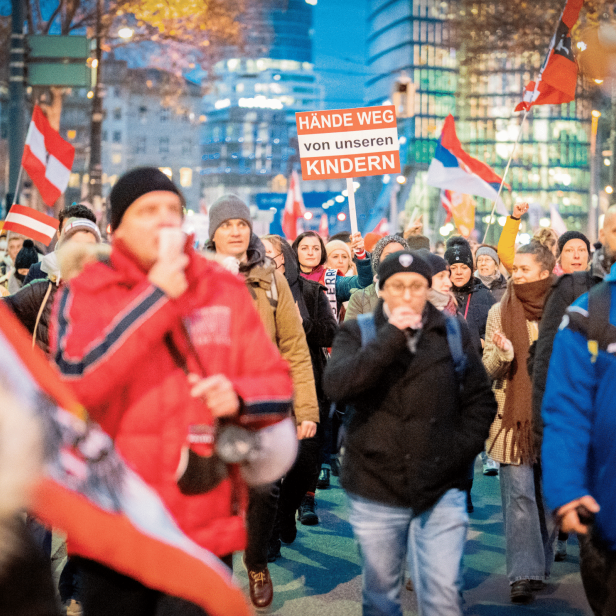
[323,299,496,512]
[50,241,293,556]
[235,235,319,425]
[279,240,338,402]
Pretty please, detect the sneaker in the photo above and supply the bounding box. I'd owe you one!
[317,467,330,489]
[482,458,499,476]
[279,509,297,545]
[64,599,83,616]
[299,494,319,526]
[510,579,533,603]
[267,538,281,563]
[555,539,568,561]
[243,557,274,610]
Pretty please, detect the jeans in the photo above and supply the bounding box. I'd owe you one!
[499,463,557,584]
[348,489,468,616]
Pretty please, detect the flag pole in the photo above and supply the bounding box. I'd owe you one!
[482,109,530,243]
[11,165,24,208]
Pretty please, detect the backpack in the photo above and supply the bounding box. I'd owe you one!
[586,281,616,363]
[356,312,468,385]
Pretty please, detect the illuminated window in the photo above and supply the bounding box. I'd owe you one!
[179,168,192,187]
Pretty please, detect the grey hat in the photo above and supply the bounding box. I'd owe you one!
[208,195,253,240]
[371,235,409,275]
[476,245,499,265]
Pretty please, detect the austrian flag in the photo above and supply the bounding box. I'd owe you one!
[4,204,59,246]
[22,105,75,206]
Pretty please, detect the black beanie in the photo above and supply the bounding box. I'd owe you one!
[15,240,39,271]
[378,250,432,288]
[416,248,448,276]
[557,230,591,255]
[109,167,183,231]
[444,236,473,270]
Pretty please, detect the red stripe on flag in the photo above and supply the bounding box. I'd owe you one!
[33,106,75,170]
[562,0,584,27]
[3,221,56,245]
[34,480,252,616]
[10,203,59,228]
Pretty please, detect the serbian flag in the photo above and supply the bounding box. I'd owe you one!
[22,105,75,206]
[4,204,59,245]
[282,169,306,240]
[427,115,508,215]
[515,0,584,112]
[0,304,251,616]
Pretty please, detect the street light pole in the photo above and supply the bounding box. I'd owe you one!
[7,0,25,216]
[589,109,601,244]
[88,0,104,217]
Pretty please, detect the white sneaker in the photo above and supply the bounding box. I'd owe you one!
[483,458,499,476]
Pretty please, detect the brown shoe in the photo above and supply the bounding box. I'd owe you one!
[245,560,273,610]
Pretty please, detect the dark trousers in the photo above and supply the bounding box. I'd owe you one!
[74,556,226,616]
[579,530,610,616]
[279,435,320,515]
[244,482,281,571]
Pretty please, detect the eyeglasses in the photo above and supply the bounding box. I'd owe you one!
[385,281,428,296]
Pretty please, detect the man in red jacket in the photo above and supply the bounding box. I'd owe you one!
[50,167,294,616]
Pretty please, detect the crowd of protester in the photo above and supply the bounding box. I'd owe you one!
[1,167,615,616]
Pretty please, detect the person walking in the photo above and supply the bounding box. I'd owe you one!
[482,240,558,604]
[324,250,496,616]
[207,196,318,610]
[50,168,295,616]
[445,236,495,346]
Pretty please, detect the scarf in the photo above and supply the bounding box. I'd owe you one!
[497,275,554,464]
[475,271,502,290]
[428,288,458,316]
[301,264,325,283]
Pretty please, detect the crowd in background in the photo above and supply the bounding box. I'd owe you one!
[0,167,615,616]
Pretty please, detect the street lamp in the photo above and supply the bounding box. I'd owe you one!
[118,27,134,39]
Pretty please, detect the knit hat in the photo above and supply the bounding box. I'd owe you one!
[405,234,430,251]
[416,249,448,276]
[208,195,253,240]
[444,236,473,270]
[60,217,101,244]
[378,250,432,288]
[14,240,38,271]
[109,167,183,231]
[557,230,591,255]
[363,232,383,253]
[326,239,352,261]
[476,245,499,265]
[372,235,409,274]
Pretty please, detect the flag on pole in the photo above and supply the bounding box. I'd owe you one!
[0,304,251,616]
[282,170,306,241]
[372,218,390,235]
[440,190,453,223]
[22,105,75,206]
[427,115,508,215]
[4,203,59,245]
[318,213,329,238]
[515,0,584,112]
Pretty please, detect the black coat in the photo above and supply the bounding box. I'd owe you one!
[323,299,496,513]
[23,261,48,286]
[452,278,496,343]
[531,267,603,452]
[2,279,57,354]
[280,240,338,401]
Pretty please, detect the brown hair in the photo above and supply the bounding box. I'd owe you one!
[260,234,282,253]
[517,240,556,273]
[533,228,559,255]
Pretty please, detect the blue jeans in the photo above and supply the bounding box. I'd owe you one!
[348,489,468,616]
[499,463,557,584]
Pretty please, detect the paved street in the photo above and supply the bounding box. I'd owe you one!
[233,459,594,615]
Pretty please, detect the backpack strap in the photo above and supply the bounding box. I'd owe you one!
[587,281,616,362]
[444,315,467,383]
[265,271,279,310]
[357,313,377,347]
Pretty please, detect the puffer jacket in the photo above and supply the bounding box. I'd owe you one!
[344,284,379,321]
[2,279,57,353]
[50,240,293,556]
[241,236,319,425]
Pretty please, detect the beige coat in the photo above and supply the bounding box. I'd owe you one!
[244,262,319,425]
[482,303,538,465]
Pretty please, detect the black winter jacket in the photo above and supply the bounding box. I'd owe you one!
[531,262,605,452]
[2,279,57,354]
[452,278,496,343]
[23,261,48,286]
[323,299,496,513]
[280,240,338,400]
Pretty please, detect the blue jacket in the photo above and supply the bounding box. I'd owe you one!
[542,266,616,549]
[335,255,373,303]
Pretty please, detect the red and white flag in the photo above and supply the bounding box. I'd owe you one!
[515,0,584,112]
[4,203,59,245]
[372,218,389,235]
[441,190,454,223]
[282,170,306,241]
[22,105,75,206]
[318,213,329,238]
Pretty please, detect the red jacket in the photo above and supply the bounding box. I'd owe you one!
[50,241,293,556]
